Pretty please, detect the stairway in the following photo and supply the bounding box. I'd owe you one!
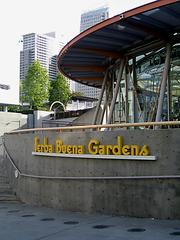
[0,157,18,202]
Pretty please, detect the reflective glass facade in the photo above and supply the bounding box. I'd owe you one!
[114,44,180,123]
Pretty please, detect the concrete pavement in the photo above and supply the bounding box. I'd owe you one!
[0,201,179,240]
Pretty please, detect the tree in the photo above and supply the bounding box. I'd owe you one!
[23,60,50,110]
[49,73,71,108]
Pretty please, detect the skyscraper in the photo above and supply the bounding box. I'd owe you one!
[75,6,109,98]
[80,6,109,32]
[20,32,60,81]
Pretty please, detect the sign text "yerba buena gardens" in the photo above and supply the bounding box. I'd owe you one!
[34,136,150,156]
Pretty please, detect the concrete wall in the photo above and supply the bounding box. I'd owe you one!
[33,111,53,128]
[0,112,27,135]
[3,128,180,219]
[73,107,102,125]
[0,112,27,161]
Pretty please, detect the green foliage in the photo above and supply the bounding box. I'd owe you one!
[70,91,84,98]
[8,105,21,112]
[49,73,71,107]
[23,60,50,110]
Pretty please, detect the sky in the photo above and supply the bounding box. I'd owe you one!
[0,0,155,104]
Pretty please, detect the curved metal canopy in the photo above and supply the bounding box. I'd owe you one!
[58,0,180,88]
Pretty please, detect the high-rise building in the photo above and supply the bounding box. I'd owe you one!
[80,6,109,32]
[49,55,59,81]
[75,6,109,98]
[20,32,61,81]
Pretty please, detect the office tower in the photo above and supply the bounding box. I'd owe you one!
[75,6,109,99]
[49,55,59,80]
[80,6,109,32]
[20,32,61,81]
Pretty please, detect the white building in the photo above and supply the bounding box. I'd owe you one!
[20,32,61,81]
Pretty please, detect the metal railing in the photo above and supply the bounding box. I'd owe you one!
[5,120,180,134]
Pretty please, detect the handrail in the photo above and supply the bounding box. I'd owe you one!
[5,121,180,134]
[3,139,21,175]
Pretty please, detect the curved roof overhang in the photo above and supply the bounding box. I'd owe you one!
[58,0,180,88]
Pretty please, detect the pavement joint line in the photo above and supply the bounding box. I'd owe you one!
[33,223,88,240]
[37,217,116,240]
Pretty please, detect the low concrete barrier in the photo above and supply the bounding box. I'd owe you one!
[3,126,180,219]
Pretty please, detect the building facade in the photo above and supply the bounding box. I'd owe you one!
[75,6,109,99]
[80,6,109,32]
[20,32,60,81]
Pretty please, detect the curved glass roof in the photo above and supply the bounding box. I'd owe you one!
[58,0,180,88]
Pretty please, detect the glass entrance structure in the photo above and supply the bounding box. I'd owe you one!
[134,44,180,122]
[113,44,180,123]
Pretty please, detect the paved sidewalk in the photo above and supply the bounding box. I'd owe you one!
[0,201,179,240]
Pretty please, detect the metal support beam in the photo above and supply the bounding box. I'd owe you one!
[167,76,171,122]
[132,57,139,123]
[92,70,108,125]
[126,19,168,41]
[125,64,129,123]
[155,43,172,122]
[107,58,125,124]
[77,47,122,58]
[99,81,111,124]
[99,97,107,124]
[63,65,107,72]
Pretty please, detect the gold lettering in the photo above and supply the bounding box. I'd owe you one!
[77,146,84,154]
[33,136,150,157]
[122,145,130,155]
[49,145,53,153]
[67,146,72,154]
[56,139,63,153]
[118,136,123,155]
[72,145,78,154]
[34,137,39,152]
[44,145,49,153]
[131,145,140,156]
[62,145,67,154]
[106,145,113,155]
[43,137,48,145]
[139,145,149,156]
[99,145,105,155]
[88,139,99,154]
[37,145,41,152]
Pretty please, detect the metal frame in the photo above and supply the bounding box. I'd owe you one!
[92,70,108,124]
[107,58,125,124]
